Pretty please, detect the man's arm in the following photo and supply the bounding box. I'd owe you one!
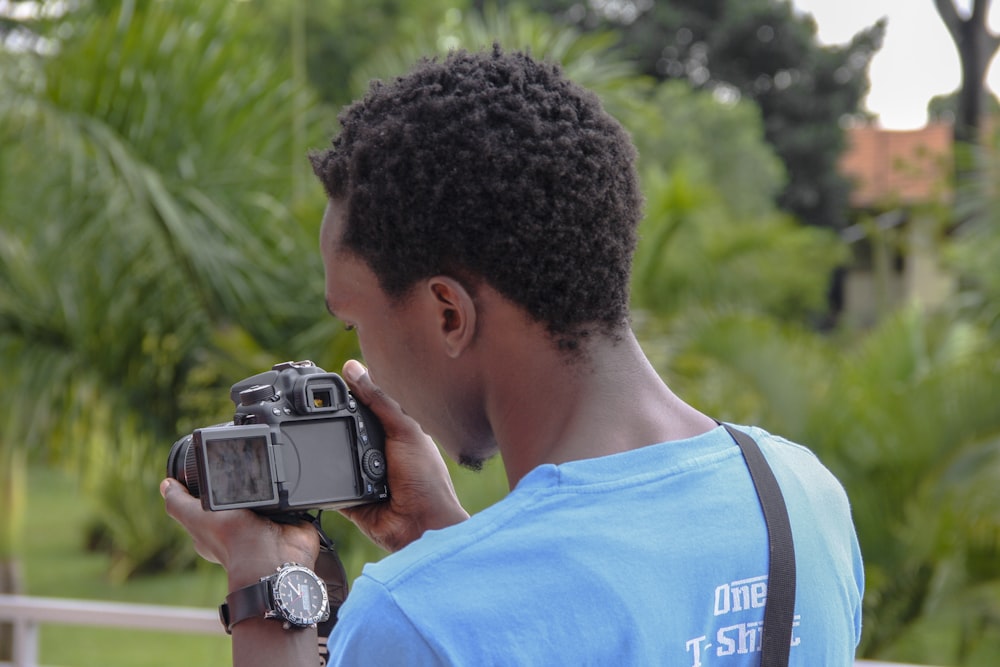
[160,478,321,666]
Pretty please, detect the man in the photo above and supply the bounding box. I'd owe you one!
[162,46,863,665]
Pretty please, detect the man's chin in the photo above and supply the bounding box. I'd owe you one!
[457,453,486,472]
[455,443,500,472]
[437,432,499,473]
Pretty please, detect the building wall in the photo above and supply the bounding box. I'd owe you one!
[838,124,957,325]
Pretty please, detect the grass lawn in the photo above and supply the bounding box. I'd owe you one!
[22,465,231,667]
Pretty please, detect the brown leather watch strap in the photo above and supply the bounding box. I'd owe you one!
[219,578,273,635]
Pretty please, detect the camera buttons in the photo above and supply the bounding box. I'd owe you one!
[362,448,387,482]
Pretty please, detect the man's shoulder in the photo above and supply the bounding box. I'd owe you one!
[332,424,863,662]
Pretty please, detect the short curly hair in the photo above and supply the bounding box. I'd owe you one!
[310,45,643,351]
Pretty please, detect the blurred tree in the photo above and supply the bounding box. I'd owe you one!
[507,0,885,232]
[352,3,641,112]
[0,0,58,47]
[812,311,1000,662]
[929,88,1000,125]
[934,0,1000,147]
[949,127,1000,335]
[629,81,845,323]
[234,0,466,107]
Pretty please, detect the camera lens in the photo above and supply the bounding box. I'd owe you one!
[166,433,202,498]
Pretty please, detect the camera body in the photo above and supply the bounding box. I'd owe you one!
[168,360,388,515]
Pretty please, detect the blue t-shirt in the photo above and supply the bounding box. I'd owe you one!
[327,425,864,665]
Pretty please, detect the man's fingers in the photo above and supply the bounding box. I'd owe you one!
[343,359,377,400]
[161,477,198,520]
[161,478,222,564]
[343,360,402,421]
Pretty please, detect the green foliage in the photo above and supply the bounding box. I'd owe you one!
[352,2,644,111]
[0,0,344,579]
[629,82,846,321]
[81,425,200,584]
[1,0,330,433]
[626,80,784,213]
[634,169,845,320]
[233,0,467,107]
[817,310,1000,661]
[652,310,833,435]
[947,133,1000,334]
[24,465,230,666]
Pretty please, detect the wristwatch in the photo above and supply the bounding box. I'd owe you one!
[219,563,331,634]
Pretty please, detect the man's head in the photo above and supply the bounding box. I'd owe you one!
[310,45,643,353]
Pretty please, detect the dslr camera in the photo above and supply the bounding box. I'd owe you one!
[168,360,388,516]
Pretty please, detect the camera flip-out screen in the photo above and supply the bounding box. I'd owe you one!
[200,426,278,509]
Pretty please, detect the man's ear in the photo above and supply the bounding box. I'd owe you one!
[426,276,477,358]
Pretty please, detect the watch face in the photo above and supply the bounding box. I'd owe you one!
[274,565,330,627]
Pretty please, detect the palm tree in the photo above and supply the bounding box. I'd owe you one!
[0,0,336,590]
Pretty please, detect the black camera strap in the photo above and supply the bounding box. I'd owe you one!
[314,548,347,666]
[721,423,796,667]
[309,513,348,667]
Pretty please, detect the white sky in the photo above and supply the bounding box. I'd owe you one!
[791,0,1000,129]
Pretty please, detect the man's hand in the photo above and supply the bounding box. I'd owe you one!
[339,359,469,552]
[160,478,319,588]
[161,482,326,666]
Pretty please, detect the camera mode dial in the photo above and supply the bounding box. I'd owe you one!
[240,384,277,406]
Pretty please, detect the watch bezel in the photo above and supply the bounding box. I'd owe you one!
[270,563,331,628]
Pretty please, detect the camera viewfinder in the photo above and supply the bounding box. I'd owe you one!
[313,389,333,408]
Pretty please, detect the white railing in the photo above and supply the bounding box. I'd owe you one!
[0,594,940,667]
[0,594,223,667]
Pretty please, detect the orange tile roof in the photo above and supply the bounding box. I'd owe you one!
[839,122,953,208]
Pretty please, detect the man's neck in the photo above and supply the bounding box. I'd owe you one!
[484,329,716,489]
